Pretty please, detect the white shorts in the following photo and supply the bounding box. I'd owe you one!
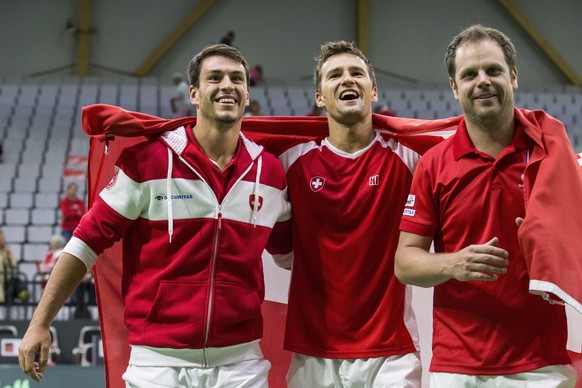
[123,358,271,388]
[286,352,422,388]
[430,364,578,388]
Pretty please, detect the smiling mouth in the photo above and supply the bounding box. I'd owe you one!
[339,90,359,101]
[216,97,236,105]
[475,94,496,100]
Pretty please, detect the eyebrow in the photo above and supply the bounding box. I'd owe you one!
[205,69,245,77]
[326,65,366,76]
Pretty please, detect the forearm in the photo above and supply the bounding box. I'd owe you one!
[396,234,509,286]
[29,253,89,328]
[395,246,452,287]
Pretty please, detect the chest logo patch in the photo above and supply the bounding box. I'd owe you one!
[310,176,325,192]
[369,175,379,186]
[249,194,263,211]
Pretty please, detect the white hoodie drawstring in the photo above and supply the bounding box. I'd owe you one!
[166,148,174,243]
[252,156,263,227]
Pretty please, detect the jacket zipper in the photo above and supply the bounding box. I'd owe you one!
[176,154,257,366]
[203,204,222,367]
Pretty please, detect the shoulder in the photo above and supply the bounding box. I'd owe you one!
[115,139,170,180]
[422,134,455,161]
[413,136,457,180]
[259,151,288,188]
[277,138,323,171]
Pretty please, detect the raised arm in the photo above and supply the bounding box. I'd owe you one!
[18,253,89,382]
[395,232,509,288]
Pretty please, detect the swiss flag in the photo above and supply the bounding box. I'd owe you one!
[83,107,463,388]
[249,194,263,211]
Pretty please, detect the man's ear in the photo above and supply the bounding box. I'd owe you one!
[190,85,199,106]
[371,86,378,103]
[315,91,325,108]
[511,67,518,90]
[449,77,459,100]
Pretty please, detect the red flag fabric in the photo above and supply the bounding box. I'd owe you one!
[515,109,582,314]
[261,301,290,388]
[82,104,460,387]
[84,105,582,387]
[87,134,147,388]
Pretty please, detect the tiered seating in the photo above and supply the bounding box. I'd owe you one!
[0,81,72,300]
[0,77,581,320]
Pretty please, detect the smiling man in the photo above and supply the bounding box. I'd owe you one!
[18,44,292,388]
[273,41,424,388]
[395,25,580,387]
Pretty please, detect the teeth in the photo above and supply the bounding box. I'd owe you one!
[218,98,235,104]
[340,90,358,100]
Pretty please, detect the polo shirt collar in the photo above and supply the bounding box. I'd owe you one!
[452,112,529,161]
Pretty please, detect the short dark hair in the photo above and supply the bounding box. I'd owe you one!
[187,44,250,88]
[445,24,517,80]
[314,41,377,92]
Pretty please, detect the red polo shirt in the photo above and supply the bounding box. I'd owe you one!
[400,121,569,375]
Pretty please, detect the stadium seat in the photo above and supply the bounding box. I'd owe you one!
[34,192,59,209]
[2,226,26,244]
[26,225,53,243]
[0,325,18,337]
[8,192,33,208]
[30,209,57,226]
[0,193,8,208]
[48,326,62,365]
[4,209,30,225]
[23,243,48,262]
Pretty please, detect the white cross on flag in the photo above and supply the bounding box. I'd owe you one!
[249,194,263,211]
[310,176,325,192]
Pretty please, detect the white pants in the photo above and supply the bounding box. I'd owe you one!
[286,352,422,388]
[123,358,271,388]
[430,364,578,388]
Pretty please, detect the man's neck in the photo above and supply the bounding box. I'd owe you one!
[193,119,241,170]
[466,114,515,158]
[327,116,376,154]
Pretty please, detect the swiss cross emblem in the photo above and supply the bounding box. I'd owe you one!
[310,176,325,192]
[249,194,263,211]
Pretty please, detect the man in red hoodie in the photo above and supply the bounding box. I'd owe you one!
[19,44,291,387]
[396,24,581,387]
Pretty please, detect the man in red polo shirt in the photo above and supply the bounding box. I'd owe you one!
[395,25,580,387]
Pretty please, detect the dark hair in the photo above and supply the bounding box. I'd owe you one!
[314,41,377,92]
[187,44,250,88]
[445,24,517,79]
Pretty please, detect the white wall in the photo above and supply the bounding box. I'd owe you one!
[1,0,581,90]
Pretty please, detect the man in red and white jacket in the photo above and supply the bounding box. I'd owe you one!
[19,44,291,387]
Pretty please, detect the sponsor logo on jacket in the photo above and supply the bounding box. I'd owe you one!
[154,194,194,200]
